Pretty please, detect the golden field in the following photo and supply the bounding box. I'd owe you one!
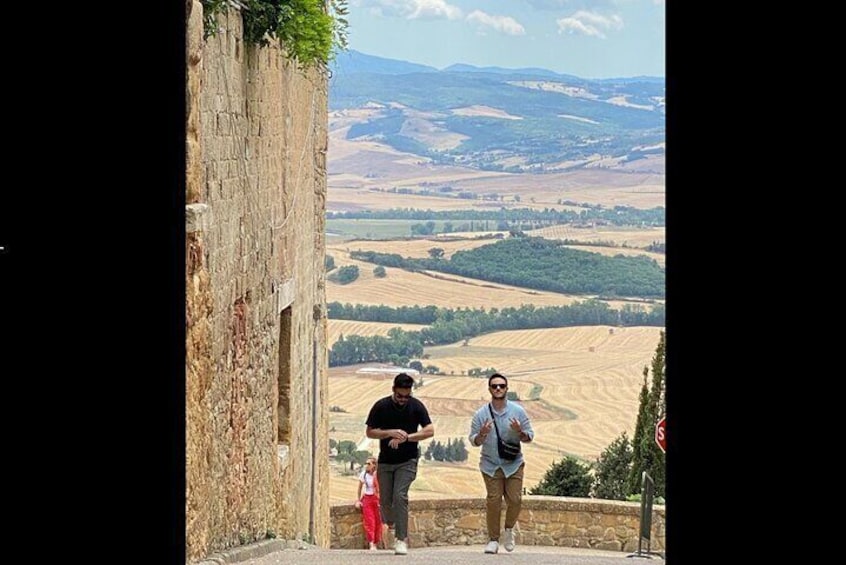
[328,122,664,213]
[326,125,665,504]
[328,325,663,504]
[326,241,660,310]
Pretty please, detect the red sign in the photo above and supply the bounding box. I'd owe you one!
[655,416,666,453]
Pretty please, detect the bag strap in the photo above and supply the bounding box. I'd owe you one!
[488,403,503,442]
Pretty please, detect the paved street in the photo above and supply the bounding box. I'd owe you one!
[199,541,664,565]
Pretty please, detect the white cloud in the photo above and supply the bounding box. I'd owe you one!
[524,0,619,9]
[556,10,623,39]
[356,0,463,20]
[466,10,526,36]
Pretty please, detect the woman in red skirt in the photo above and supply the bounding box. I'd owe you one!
[355,456,383,550]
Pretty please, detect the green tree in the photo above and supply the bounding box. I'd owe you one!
[336,440,357,455]
[627,331,665,498]
[333,265,359,284]
[325,255,336,271]
[428,247,445,259]
[593,432,633,501]
[351,450,372,467]
[530,456,593,497]
[432,441,446,461]
[453,438,468,462]
[373,265,386,278]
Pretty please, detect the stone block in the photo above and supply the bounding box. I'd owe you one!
[455,514,482,529]
[576,511,594,526]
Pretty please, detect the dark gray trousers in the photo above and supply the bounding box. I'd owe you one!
[377,458,418,541]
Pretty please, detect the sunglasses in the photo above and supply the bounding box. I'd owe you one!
[490,384,507,390]
[395,392,412,399]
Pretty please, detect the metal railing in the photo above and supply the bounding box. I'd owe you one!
[626,471,664,560]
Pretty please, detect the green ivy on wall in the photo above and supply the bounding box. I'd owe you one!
[201,0,348,68]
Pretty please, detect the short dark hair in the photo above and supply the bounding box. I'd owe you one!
[394,373,415,389]
[488,373,508,387]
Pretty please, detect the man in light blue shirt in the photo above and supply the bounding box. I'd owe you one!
[468,373,535,554]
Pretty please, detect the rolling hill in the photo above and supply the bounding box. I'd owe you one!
[329,50,664,173]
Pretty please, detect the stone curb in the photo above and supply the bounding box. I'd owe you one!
[197,539,316,564]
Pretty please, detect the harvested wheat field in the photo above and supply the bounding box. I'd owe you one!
[327,325,664,504]
[558,245,665,267]
[330,234,664,268]
[325,246,649,310]
[529,224,665,249]
[328,128,664,212]
[330,237,499,260]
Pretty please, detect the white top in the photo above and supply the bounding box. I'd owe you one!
[359,470,377,495]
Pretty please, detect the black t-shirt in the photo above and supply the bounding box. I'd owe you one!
[365,395,432,465]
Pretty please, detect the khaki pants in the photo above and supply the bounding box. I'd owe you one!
[481,463,524,541]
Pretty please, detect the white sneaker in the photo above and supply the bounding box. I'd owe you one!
[503,528,515,552]
[394,540,408,555]
[484,540,499,554]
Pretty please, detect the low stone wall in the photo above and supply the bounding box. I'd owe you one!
[330,496,664,553]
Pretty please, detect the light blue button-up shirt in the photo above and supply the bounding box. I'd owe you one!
[469,400,534,478]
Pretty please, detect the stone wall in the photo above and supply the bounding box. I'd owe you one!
[330,497,665,553]
[185,2,329,562]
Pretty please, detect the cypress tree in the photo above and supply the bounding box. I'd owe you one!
[627,369,651,495]
[626,330,666,498]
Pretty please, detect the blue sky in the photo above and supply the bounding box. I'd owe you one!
[345,0,664,79]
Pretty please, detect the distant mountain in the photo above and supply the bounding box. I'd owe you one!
[330,50,438,76]
[442,63,577,81]
[329,51,665,173]
[595,76,665,85]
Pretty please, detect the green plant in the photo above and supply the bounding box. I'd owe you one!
[626,493,665,505]
[201,0,230,38]
[200,0,348,68]
[530,456,593,497]
[330,264,359,284]
[627,331,665,498]
[592,432,633,501]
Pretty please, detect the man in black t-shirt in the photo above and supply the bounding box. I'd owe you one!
[365,373,435,555]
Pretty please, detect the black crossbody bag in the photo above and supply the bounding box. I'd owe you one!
[488,404,521,461]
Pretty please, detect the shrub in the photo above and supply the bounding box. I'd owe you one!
[530,456,593,497]
[592,432,633,500]
[330,265,359,284]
